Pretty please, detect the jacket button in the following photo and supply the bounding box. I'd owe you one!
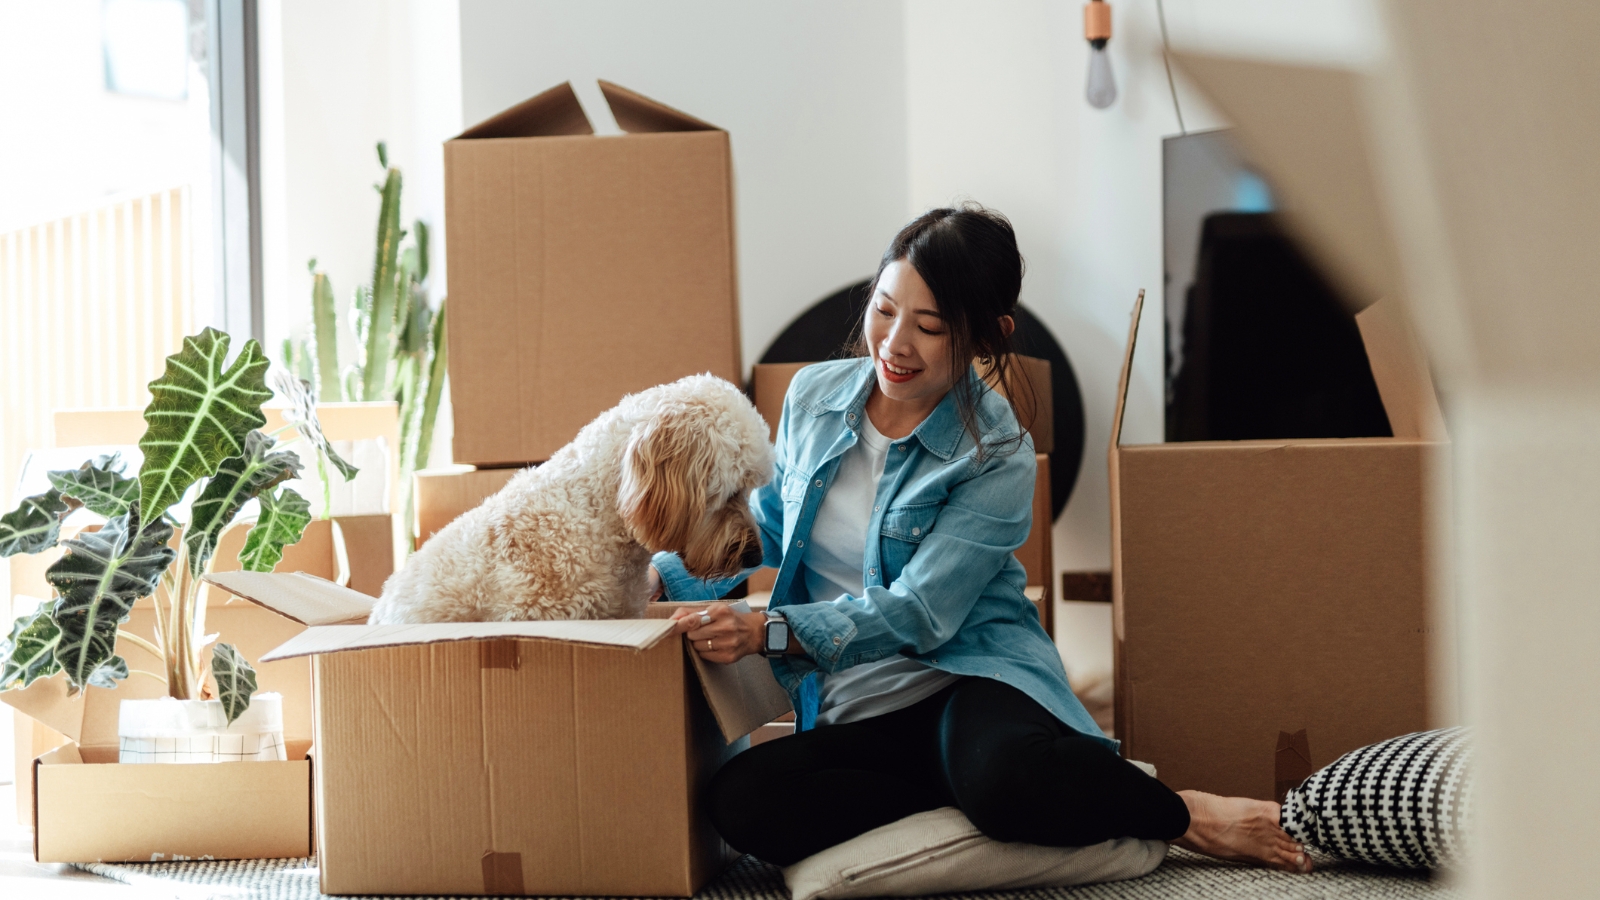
[911,527,920,536]
[833,636,842,645]
[795,540,804,548]
[897,445,906,452]
[869,568,876,576]
[848,413,856,420]
[815,479,823,487]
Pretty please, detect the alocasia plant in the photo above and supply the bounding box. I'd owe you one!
[0,328,355,724]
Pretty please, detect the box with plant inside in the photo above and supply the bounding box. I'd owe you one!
[0,328,357,862]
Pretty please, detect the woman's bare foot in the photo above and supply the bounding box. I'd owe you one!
[1172,790,1312,874]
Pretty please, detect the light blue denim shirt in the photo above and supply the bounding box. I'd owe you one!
[655,357,1112,750]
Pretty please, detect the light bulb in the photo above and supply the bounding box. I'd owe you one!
[1086,43,1117,109]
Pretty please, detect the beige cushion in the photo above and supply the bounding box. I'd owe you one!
[782,806,1168,900]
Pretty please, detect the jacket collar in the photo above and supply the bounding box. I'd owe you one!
[816,358,973,462]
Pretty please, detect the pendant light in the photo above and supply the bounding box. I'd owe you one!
[1085,0,1117,109]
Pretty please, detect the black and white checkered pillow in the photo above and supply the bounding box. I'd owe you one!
[1280,726,1472,869]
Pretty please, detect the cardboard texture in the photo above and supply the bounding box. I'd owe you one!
[5,518,338,862]
[206,574,789,897]
[1109,292,1445,800]
[414,465,521,548]
[446,81,740,466]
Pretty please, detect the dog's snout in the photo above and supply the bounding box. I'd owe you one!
[739,537,764,569]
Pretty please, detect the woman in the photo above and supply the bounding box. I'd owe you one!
[653,206,1309,874]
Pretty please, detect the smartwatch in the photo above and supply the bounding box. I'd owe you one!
[760,610,791,657]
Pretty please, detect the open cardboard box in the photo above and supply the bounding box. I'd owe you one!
[445,80,741,467]
[204,573,791,897]
[1108,292,1447,800]
[4,518,346,860]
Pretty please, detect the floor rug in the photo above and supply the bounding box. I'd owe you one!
[74,849,1459,900]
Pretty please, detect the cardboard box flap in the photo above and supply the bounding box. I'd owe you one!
[258,618,677,663]
[2,675,87,744]
[1110,290,1147,449]
[1355,300,1447,441]
[456,81,593,140]
[204,571,374,626]
[599,79,720,134]
[646,602,793,741]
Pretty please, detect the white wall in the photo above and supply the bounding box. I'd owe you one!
[259,0,462,394]
[457,0,909,375]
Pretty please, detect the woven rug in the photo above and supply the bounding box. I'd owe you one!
[73,849,1459,900]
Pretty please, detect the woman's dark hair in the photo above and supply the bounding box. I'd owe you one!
[855,203,1033,461]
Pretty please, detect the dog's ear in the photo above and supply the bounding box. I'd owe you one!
[618,412,714,551]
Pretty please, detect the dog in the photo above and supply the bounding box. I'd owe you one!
[368,374,774,624]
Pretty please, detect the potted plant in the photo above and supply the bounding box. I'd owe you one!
[0,328,354,755]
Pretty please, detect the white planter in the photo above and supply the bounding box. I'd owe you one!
[117,693,286,763]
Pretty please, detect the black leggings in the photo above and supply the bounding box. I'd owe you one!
[707,677,1190,866]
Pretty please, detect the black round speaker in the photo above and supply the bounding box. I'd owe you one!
[754,280,1084,521]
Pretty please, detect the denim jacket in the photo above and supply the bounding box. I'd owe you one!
[655,358,1112,750]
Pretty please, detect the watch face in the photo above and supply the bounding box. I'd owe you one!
[766,621,789,653]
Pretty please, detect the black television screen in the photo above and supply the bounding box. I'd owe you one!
[1162,129,1391,442]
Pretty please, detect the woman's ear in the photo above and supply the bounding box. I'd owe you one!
[999,315,1015,338]
[618,414,712,551]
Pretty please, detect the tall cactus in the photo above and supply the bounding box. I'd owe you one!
[308,259,341,402]
[361,144,405,401]
[296,141,449,552]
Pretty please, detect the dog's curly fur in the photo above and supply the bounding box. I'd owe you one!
[368,374,774,624]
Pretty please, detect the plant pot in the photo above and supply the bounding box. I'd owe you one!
[117,693,286,763]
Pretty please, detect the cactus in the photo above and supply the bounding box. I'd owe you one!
[297,142,449,552]
[361,147,405,401]
[308,258,341,402]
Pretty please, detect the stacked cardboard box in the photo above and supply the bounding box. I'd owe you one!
[445,80,740,468]
[1108,293,1447,800]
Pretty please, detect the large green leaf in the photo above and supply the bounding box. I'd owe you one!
[0,610,62,690]
[85,655,128,690]
[0,488,74,557]
[46,511,176,692]
[185,431,304,578]
[211,642,257,725]
[48,453,138,518]
[269,369,358,481]
[238,488,312,573]
[139,328,273,521]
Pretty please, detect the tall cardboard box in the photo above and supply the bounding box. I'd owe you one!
[1108,293,1447,800]
[413,464,522,548]
[4,518,344,861]
[206,574,790,897]
[446,81,740,466]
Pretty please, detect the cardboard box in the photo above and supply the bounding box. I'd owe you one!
[413,465,522,548]
[4,518,344,862]
[204,575,790,897]
[750,355,1052,453]
[1014,454,1055,636]
[445,81,740,466]
[1108,293,1447,800]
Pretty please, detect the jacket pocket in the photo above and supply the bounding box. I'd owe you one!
[781,471,809,504]
[879,502,939,578]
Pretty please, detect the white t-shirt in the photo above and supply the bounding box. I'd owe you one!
[804,415,961,726]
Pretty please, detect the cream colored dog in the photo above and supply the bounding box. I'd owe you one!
[368,374,773,624]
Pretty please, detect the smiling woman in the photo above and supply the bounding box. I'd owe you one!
[854,205,1029,455]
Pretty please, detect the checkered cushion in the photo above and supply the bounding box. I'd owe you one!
[1280,726,1472,869]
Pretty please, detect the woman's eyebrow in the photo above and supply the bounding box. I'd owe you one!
[911,306,943,319]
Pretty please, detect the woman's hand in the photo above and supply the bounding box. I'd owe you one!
[671,603,765,664]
